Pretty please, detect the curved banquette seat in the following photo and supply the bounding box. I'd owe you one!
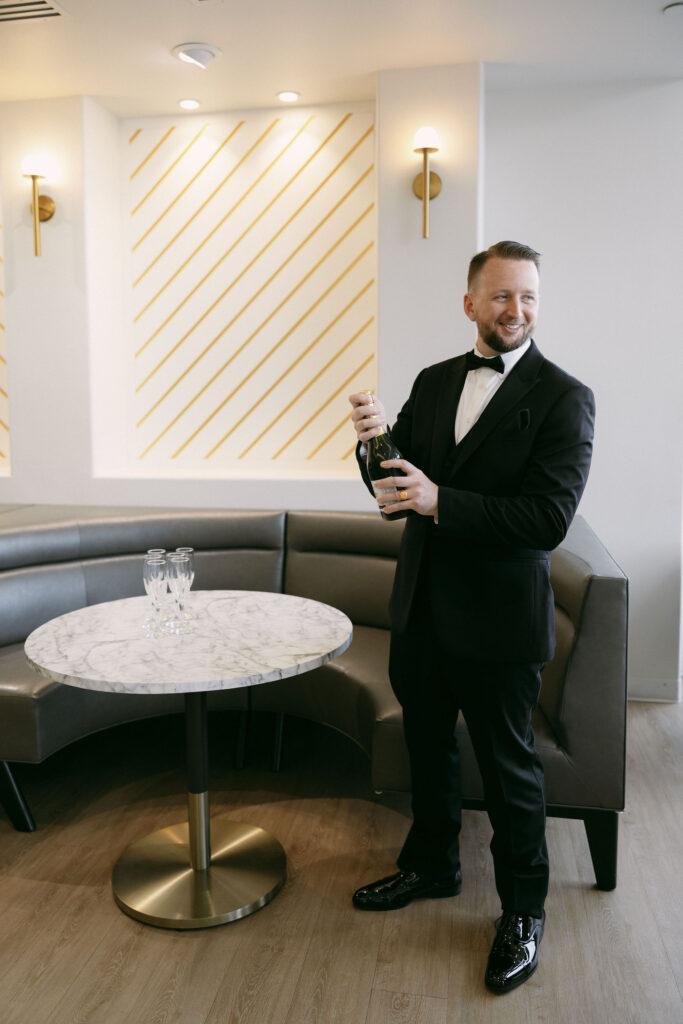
[0,504,627,891]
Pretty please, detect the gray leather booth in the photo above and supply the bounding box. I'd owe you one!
[0,504,627,891]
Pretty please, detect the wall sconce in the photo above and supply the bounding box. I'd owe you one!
[412,127,442,239]
[21,156,56,257]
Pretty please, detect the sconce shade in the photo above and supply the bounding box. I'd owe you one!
[413,126,440,152]
[21,153,56,180]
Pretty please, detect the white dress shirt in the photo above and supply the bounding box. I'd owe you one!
[454,339,531,444]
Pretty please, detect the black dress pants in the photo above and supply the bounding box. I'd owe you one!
[389,599,549,917]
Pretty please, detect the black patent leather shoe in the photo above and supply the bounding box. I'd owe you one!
[485,910,545,994]
[352,869,462,911]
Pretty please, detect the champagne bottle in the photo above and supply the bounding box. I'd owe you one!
[360,390,412,522]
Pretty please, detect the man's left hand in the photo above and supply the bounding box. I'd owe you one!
[373,459,439,518]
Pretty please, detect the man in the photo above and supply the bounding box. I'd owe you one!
[348,240,595,995]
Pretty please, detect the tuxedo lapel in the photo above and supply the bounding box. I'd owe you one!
[449,341,544,476]
[429,356,467,480]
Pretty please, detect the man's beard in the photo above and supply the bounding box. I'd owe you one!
[480,322,533,354]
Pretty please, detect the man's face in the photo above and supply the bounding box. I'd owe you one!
[463,257,540,357]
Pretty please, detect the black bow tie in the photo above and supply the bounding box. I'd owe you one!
[465,350,505,373]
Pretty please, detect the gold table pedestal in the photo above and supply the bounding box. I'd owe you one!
[112,817,286,930]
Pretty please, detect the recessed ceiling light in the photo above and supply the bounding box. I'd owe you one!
[179,99,201,110]
[277,91,300,103]
[172,43,222,69]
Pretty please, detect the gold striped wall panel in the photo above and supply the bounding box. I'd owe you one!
[0,212,9,467]
[125,106,377,474]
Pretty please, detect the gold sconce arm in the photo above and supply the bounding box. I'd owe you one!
[412,127,442,239]
[23,167,56,257]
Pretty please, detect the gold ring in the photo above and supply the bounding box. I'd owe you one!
[399,489,408,501]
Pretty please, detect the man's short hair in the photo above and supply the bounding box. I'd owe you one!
[467,241,541,290]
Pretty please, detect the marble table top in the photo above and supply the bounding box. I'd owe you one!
[25,590,353,695]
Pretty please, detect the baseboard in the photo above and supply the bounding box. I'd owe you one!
[628,677,681,702]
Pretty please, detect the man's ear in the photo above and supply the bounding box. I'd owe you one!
[463,292,476,322]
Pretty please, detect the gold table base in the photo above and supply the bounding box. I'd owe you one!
[112,818,286,929]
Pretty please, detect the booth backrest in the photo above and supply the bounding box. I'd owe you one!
[540,547,593,724]
[0,507,286,647]
[284,510,620,744]
[284,510,404,629]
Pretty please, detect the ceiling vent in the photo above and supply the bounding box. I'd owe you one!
[0,1,68,22]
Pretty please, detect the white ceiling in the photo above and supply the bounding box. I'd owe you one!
[0,0,681,117]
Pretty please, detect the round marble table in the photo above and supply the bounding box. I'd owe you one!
[25,590,352,930]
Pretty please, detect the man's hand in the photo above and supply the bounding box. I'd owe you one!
[374,459,439,518]
[348,391,388,442]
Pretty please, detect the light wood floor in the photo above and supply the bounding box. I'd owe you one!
[0,701,681,1024]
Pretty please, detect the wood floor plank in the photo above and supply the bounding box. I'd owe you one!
[626,703,683,996]
[373,896,455,1000]
[366,989,448,1024]
[0,707,681,1024]
[281,795,401,1024]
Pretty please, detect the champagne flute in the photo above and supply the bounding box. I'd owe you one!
[175,547,195,618]
[165,555,192,635]
[143,557,167,638]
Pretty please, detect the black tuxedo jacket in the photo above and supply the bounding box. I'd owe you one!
[358,340,595,663]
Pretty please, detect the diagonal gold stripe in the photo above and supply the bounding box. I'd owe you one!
[132,120,248,257]
[137,199,372,408]
[129,129,142,144]
[135,165,374,385]
[0,354,6,364]
[0,450,5,459]
[131,124,207,216]
[174,282,374,459]
[135,118,371,323]
[138,240,373,458]
[134,114,317,324]
[0,418,9,432]
[0,386,7,399]
[137,209,372,436]
[342,442,358,460]
[130,127,175,181]
[134,113,351,352]
[270,353,375,460]
[0,323,5,332]
[234,321,374,462]
[306,412,353,460]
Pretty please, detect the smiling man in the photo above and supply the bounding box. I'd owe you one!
[348,240,595,995]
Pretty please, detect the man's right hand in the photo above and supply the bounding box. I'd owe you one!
[349,391,388,442]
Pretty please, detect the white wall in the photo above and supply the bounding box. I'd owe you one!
[376,64,482,416]
[0,97,92,503]
[83,96,128,476]
[0,72,484,516]
[484,76,683,700]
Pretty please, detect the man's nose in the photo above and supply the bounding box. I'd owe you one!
[505,297,523,319]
